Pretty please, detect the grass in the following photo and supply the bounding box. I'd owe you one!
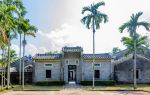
[81,84,150,92]
[1,84,150,93]
[11,85,63,91]
[0,85,63,94]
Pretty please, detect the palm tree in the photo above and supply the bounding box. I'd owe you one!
[81,1,108,88]
[0,2,18,89]
[121,34,148,56]
[119,12,150,89]
[21,19,37,89]
[2,0,27,85]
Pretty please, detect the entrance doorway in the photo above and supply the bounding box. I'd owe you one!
[68,65,76,81]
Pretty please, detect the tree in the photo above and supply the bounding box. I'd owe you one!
[81,1,108,88]
[0,2,18,89]
[6,49,18,63]
[119,12,150,89]
[121,35,148,56]
[2,0,27,85]
[0,38,7,91]
[22,19,37,89]
[112,47,121,54]
[14,0,27,85]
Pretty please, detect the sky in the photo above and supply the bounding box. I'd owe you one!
[11,0,150,56]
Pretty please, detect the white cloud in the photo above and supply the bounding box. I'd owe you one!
[11,44,20,56]
[11,43,48,56]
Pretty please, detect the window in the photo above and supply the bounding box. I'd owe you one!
[132,69,140,79]
[45,64,52,67]
[136,70,140,79]
[94,64,100,67]
[65,59,69,65]
[94,70,100,78]
[46,70,51,78]
[75,59,79,65]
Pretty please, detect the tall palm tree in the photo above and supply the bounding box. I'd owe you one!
[17,16,27,85]
[0,2,18,89]
[21,19,37,89]
[119,12,150,89]
[2,0,27,85]
[81,1,108,88]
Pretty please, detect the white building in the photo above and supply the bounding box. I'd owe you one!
[33,46,112,83]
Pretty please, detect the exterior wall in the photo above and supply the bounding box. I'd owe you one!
[84,60,112,80]
[63,58,82,83]
[33,61,61,82]
[63,52,82,83]
[115,58,150,83]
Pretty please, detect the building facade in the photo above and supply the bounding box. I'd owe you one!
[33,46,112,83]
[113,49,150,83]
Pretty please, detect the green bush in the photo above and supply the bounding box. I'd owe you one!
[35,81,65,86]
[80,80,115,86]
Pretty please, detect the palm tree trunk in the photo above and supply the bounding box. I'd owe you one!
[4,67,5,87]
[22,33,25,89]
[1,50,4,90]
[133,37,137,89]
[1,66,3,91]
[7,44,11,89]
[92,18,95,89]
[4,49,6,87]
[19,33,22,85]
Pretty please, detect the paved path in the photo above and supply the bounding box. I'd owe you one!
[64,81,80,88]
[1,89,150,95]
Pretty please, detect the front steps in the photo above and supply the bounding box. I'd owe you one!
[64,81,80,88]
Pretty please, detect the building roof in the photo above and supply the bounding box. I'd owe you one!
[83,53,111,59]
[113,54,150,65]
[34,54,62,60]
[34,47,111,60]
[10,56,33,72]
[62,46,83,52]
[113,48,150,60]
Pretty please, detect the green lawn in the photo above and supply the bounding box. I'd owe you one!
[81,84,150,92]
[11,85,63,91]
[0,85,63,93]
[1,84,150,92]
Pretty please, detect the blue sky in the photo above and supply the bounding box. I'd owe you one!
[11,0,150,56]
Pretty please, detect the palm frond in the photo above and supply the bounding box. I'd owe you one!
[82,6,91,14]
[86,15,92,29]
[25,32,36,37]
[134,12,143,22]
[137,21,150,31]
[137,47,147,55]
[97,12,108,23]
[119,21,130,33]
[93,1,105,9]
[81,14,93,29]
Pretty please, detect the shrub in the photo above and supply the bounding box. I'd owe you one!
[35,81,65,86]
[80,80,115,86]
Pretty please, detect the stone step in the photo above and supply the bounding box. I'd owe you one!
[64,81,81,88]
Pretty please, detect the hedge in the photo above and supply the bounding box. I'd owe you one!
[80,80,115,86]
[35,81,65,86]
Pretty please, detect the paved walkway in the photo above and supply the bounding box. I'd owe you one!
[64,81,80,88]
[1,90,150,95]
